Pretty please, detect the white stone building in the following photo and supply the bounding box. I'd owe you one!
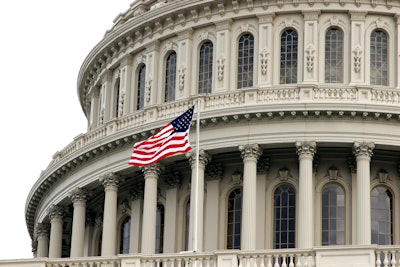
[3,0,400,266]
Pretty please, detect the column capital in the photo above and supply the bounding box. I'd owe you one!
[99,172,121,189]
[69,187,89,204]
[239,144,262,161]
[35,222,50,238]
[353,141,374,159]
[187,149,211,168]
[48,204,65,221]
[296,141,317,158]
[141,163,162,177]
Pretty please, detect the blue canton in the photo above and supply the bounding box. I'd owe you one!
[171,106,194,132]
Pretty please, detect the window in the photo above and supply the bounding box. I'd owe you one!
[156,204,165,253]
[371,186,393,245]
[119,216,131,254]
[370,30,388,86]
[165,52,177,102]
[227,188,242,249]
[325,28,344,83]
[137,65,146,110]
[114,78,121,118]
[237,34,254,88]
[184,199,190,251]
[274,184,296,248]
[199,41,213,94]
[280,29,298,84]
[321,184,345,245]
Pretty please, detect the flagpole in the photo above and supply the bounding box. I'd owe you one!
[193,97,201,253]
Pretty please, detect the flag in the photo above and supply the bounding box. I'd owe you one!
[128,106,194,166]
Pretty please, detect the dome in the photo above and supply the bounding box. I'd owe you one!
[22,0,400,266]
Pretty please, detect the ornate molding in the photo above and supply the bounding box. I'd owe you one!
[295,141,317,158]
[353,141,374,158]
[238,144,262,160]
[48,204,65,220]
[141,163,162,177]
[99,172,121,189]
[178,66,186,91]
[306,45,315,72]
[353,46,363,73]
[35,222,50,238]
[276,166,292,181]
[325,165,342,180]
[260,48,269,75]
[217,55,225,81]
[375,168,389,183]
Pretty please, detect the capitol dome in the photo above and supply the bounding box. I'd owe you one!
[14,0,400,266]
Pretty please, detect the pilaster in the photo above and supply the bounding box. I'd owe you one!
[258,14,274,87]
[395,15,400,89]
[120,55,133,115]
[145,41,160,108]
[296,141,317,249]
[177,29,194,99]
[99,172,120,256]
[349,11,367,85]
[214,20,232,92]
[238,144,262,251]
[353,141,374,245]
[302,11,320,84]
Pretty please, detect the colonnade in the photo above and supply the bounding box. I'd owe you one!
[34,141,374,258]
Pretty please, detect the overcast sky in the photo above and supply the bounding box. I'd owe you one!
[0,0,132,260]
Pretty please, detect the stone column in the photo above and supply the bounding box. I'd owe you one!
[69,187,88,257]
[163,171,182,253]
[48,204,65,258]
[99,172,120,256]
[296,141,317,249]
[141,164,161,254]
[239,144,262,251]
[353,141,374,245]
[35,223,50,258]
[187,150,211,252]
[129,181,144,254]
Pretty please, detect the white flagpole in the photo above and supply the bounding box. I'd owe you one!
[193,97,201,253]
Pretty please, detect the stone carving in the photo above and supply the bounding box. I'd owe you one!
[119,199,131,214]
[130,181,144,200]
[376,168,389,183]
[260,49,269,75]
[353,46,363,73]
[295,141,317,158]
[163,170,182,187]
[141,163,162,177]
[375,18,384,28]
[145,78,152,102]
[330,16,339,26]
[238,144,262,160]
[353,141,374,158]
[276,166,292,181]
[257,157,270,174]
[217,56,225,81]
[205,162,223,180]
[69,187,89,204]
[200,31,209,40]
[178,66,186,91]
[306,45,315,72]
[35,222,50,238]
[187,149,211,168]
[99,172,121,189]
[118,91,125,117]
[231,169,242,184]
[325,166,341,180]
[48,204,65,220]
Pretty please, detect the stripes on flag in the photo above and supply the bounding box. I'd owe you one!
[128,106,194,166]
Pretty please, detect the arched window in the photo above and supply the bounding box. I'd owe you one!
[137,65,146,110]
[237,34,254,89]
[371,186,393,245]
[156,204,165,253]
[198,41,213,94]
[227,188,242,249]
[370,30,388,86]
[280,29,298,84]
[325,27,344,83]
[119,216,131,254]
[322,184,345,245]
[114,78,121,117]
[184,199,190,251]
[274,184,296,248]
[165,52,177,102]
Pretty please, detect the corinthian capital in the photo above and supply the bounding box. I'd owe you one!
[186,149,211,168]
[295,141,317,158]
[69,187,89,204]
[238,144,262,160]
[141,163,162,177]
[353,141,374,159]
[99,172,121,189]
[35,222,50,238]
[48,204,65,220]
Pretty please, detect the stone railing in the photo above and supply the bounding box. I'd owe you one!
[1,246,400,267]
[50,86,400,167]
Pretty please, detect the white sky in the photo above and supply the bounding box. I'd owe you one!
[0,0,133,260]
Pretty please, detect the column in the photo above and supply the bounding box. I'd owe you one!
[99,172,120,256]
[141,163,161,254]
[257,14,274,87]
[35,223,50,258]
[204,163,223,251]
[353,141,374,245]
[48,204,65,258]
[163,171,182,253]
[349,11,367,85]
[69,187,88,257]
[187,150,211,252]
[238,144,262,251]
[296,141,317,249]
[129,182,144,253]
[214,20,232,92]
[302,11,320,84]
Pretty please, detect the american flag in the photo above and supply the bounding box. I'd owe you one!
[128,106,194,166]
